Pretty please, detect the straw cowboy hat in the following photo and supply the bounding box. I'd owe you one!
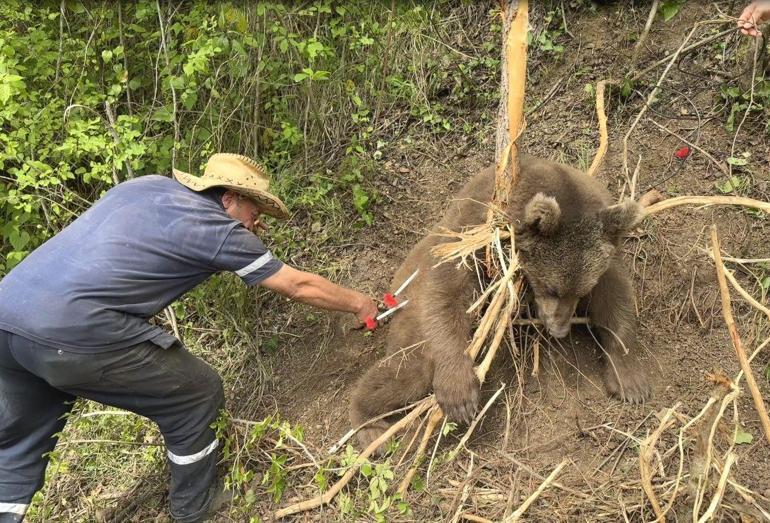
[173,153,290,219]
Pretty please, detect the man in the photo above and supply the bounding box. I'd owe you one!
[0,153,379,522]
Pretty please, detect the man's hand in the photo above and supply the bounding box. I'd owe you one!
[355,295,379,326]
[738,2,770,37]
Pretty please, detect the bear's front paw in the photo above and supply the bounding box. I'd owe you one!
[603,355,651,404]
[355,420,391,456]
[434,357,480,424]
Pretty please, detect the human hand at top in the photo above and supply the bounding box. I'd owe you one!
[738,1,770,37]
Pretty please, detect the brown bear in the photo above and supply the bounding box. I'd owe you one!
[349,154,650,449]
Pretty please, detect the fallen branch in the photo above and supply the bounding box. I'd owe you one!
[710,225,770,445]
[461,514,494,523]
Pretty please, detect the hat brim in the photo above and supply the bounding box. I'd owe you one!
[172,169,290,220]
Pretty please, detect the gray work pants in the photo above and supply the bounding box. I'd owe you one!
[0,330,224,522]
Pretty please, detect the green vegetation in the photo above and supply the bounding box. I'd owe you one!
[0,0,499,274]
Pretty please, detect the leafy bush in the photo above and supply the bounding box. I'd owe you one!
[0,0,501,274]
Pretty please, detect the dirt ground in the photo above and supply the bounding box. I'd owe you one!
[247,3,770,522]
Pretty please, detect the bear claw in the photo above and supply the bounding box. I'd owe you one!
[603,358,651,404]
[434,357,480,424]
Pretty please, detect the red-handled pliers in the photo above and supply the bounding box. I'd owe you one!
[364,268,419,330]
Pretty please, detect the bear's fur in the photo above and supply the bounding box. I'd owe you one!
[349,155,650,450]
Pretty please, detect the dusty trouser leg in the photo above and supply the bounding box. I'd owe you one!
[9,339,225,522]
[0,330,75,523]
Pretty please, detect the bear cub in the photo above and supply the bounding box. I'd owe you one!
[349,154,650,450]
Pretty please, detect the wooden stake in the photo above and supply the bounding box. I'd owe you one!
[710,225,770,445]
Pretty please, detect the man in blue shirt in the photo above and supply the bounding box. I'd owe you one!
[0,153,378,522]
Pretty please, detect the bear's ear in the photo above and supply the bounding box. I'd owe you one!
[523,193,560,236]
[599,200,644,243]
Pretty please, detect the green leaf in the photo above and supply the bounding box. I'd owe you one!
[621,78,634,98]
[293,72,309,82]
[659,1,685,22]
[151,106,174,122]
[715,176,747,194]
[101,49,113,62]
[735,425,753,445]
[726,157,748,167]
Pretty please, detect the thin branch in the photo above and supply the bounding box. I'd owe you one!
[630,0,660,69]
[648,119,729,176]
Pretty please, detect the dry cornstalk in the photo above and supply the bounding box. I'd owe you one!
[587,79,610,177]
[639,404,680,522]
[645,195,770,216]
[690,374,740,520]
[432,222,510,267]
[696,452,736,523]
[710,226,770,445]
[502,460,568,522]
[397,406,444,495]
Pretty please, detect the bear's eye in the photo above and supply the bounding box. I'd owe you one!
[546,287,559,298]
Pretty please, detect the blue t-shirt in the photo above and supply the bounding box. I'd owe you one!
[0,175,284,353]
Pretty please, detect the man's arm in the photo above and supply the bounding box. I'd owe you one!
[261,265,378,323]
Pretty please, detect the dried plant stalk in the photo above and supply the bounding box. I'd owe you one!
[587,79,610,177]
[710,226,770,445]
[397,406,444,495]
[502,460,567,522]
[645,195,770,216]
[639,405,679,522]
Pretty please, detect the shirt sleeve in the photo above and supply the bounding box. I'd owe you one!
[211,226,284,286]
